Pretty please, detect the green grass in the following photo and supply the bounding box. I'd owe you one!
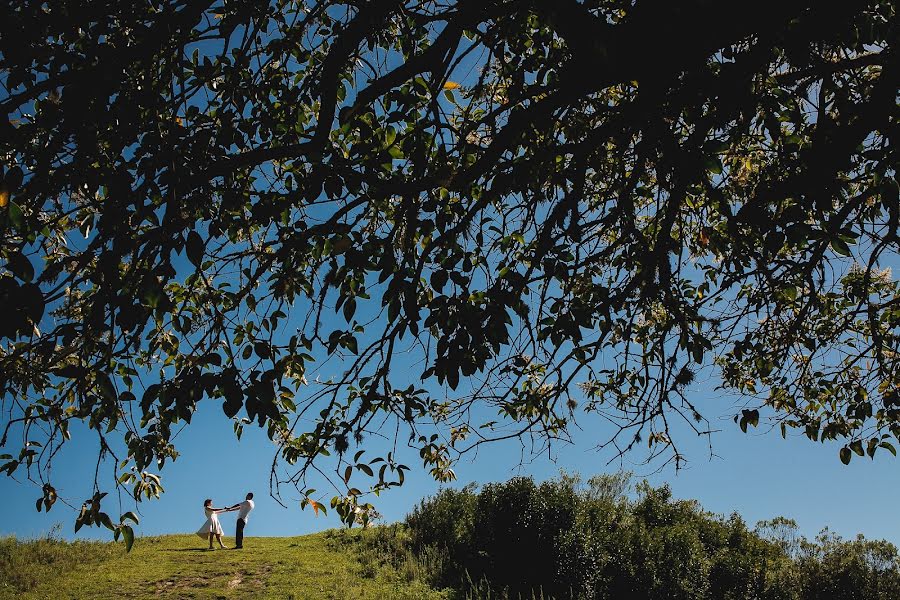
[0,528,451,599]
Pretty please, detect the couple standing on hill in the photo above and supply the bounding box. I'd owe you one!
[196,492,254,550]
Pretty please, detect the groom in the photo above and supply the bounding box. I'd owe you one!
[227,492,255,549]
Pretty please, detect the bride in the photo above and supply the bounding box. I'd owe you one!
[196,498,235,549]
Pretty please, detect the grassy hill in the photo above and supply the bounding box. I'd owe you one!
[7,474,900,600]
[0,530,449,600]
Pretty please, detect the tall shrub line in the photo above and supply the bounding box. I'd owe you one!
[400,473,900,600]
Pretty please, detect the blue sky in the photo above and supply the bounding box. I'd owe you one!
[3,382,899,546]
[3,7,898,551]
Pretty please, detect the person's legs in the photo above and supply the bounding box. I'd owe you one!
[235,518,245,549]
[208,532,214,549]
[215,533,227,548]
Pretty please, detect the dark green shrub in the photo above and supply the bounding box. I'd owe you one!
[402,473,899,600]
[407,482,478,585]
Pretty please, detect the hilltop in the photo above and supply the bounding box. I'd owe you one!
[5,473,900,600]
[0,530,447,600]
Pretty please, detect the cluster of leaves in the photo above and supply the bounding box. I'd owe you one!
[0,0,897,534]
[299,448,402,528]
[401,473,900,600]
[71,492,139,552]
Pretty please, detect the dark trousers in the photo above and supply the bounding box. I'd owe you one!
[235,518,246,548]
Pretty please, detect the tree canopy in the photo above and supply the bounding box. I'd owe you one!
[0,0,897,530]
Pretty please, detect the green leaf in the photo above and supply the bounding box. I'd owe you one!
[431,270,448,291]
[4,166,24,192]
[867,437,878,458]
[99,512,115,531]
[840,446,851,465]
[830,238,851,256]
[343,297,356,322]
[7,252,34,282]
[8,202,23,229]
[324,177,342,199]
[186,231,204,267]
[387,298,400,322]
[447,369,459,391]
[704,157,723,175]
[122,525,135,552]
[738,409,758,433]
[121,511,140,524]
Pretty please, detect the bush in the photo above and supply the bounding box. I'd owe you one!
[796,530,900,600]
[400,473,900,600]
[406,483,478,586]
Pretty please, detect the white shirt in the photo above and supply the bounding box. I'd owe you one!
[237,499,255,522]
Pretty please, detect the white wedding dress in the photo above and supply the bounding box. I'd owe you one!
[196,507,224,539]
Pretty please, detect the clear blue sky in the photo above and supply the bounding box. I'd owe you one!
[3,11,898,551]
[3,381,899,546]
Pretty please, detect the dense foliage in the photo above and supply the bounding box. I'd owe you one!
[0,0,897,528]
[402,474,900,600]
